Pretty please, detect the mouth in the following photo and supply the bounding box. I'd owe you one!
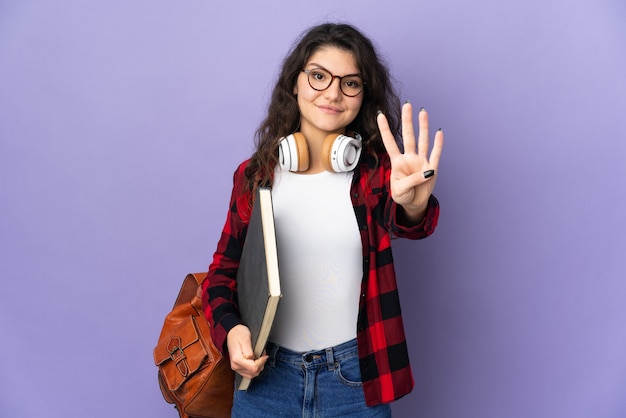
[317,104,342,114]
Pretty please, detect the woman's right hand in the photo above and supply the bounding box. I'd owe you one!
[226,324,268,379]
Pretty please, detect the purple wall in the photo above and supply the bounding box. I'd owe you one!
[1,1,625,417]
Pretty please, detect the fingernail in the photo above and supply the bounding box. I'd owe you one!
[419,107,426,112]
[376,110,383,115]
[423,170,435,179]
[438,128,443,132]
[404,99,411,104]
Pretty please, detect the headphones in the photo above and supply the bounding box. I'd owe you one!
[278,131,363,173]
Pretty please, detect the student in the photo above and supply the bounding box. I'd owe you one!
[202,22,443,417]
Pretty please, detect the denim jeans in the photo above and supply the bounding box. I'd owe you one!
[231,338,392,417]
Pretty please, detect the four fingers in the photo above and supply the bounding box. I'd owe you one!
[377,101,444,176]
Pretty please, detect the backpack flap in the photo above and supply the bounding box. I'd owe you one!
[154,304,211,391]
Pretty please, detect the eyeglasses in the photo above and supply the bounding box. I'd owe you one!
[302,68,365,97]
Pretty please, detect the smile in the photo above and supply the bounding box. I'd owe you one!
[317,105,343,114]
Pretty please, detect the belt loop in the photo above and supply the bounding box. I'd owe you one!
[326,347,335,371]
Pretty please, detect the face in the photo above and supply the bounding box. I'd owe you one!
[293,46,364,140]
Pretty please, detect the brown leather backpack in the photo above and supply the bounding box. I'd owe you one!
[154,272,234,418]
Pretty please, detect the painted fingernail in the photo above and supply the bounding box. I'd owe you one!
[404,99,411,104]
[423,170,435,179]
[438,128,443,132]
[377,110,383,115]
[419,107,426,112]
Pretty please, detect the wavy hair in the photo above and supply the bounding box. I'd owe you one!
[244,23,401,197]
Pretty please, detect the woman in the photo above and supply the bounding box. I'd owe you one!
[202,22,443,417]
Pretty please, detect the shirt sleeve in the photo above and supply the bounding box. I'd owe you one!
[389,194,440,238]
[201,161,252,354]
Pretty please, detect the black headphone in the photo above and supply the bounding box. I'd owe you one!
[278,132,363,172]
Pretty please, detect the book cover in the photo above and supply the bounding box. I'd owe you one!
[235,187,281,390]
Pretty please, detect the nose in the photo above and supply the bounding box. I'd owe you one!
[324,77,343,99]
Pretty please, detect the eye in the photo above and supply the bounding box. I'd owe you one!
[310,69,328,81]
[343,77,362,88]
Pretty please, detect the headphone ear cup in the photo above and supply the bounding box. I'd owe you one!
[292,132,310,171]
[321,133,363,172]
[321,134,338,173]
[279,132,309,172]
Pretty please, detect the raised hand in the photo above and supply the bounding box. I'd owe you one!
[377,102,443,221]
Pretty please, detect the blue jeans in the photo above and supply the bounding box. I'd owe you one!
[231,338,392,417]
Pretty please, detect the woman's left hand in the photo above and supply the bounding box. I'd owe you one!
[377,102,444,221]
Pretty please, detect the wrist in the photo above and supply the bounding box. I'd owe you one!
[399,202,428,224]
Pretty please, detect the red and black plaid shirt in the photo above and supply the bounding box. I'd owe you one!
[202,152,439,406]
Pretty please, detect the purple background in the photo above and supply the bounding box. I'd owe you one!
[1,1,625,417]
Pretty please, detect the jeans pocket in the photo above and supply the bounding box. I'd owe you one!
[334,357,363,387]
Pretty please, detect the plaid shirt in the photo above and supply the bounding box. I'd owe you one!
[202,152,439,406]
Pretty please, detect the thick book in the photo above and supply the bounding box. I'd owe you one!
[235,187,281,390]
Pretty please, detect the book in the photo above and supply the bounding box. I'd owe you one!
[235,187,281,390]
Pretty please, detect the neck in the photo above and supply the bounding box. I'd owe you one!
[299,127,340,174]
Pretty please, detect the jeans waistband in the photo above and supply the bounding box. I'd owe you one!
[265,338,358,370]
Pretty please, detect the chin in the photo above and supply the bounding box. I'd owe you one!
[315,120,352,134]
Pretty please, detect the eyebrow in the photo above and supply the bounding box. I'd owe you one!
[306,62,362,78]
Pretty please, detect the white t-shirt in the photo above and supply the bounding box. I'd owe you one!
[269,168,362,352]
